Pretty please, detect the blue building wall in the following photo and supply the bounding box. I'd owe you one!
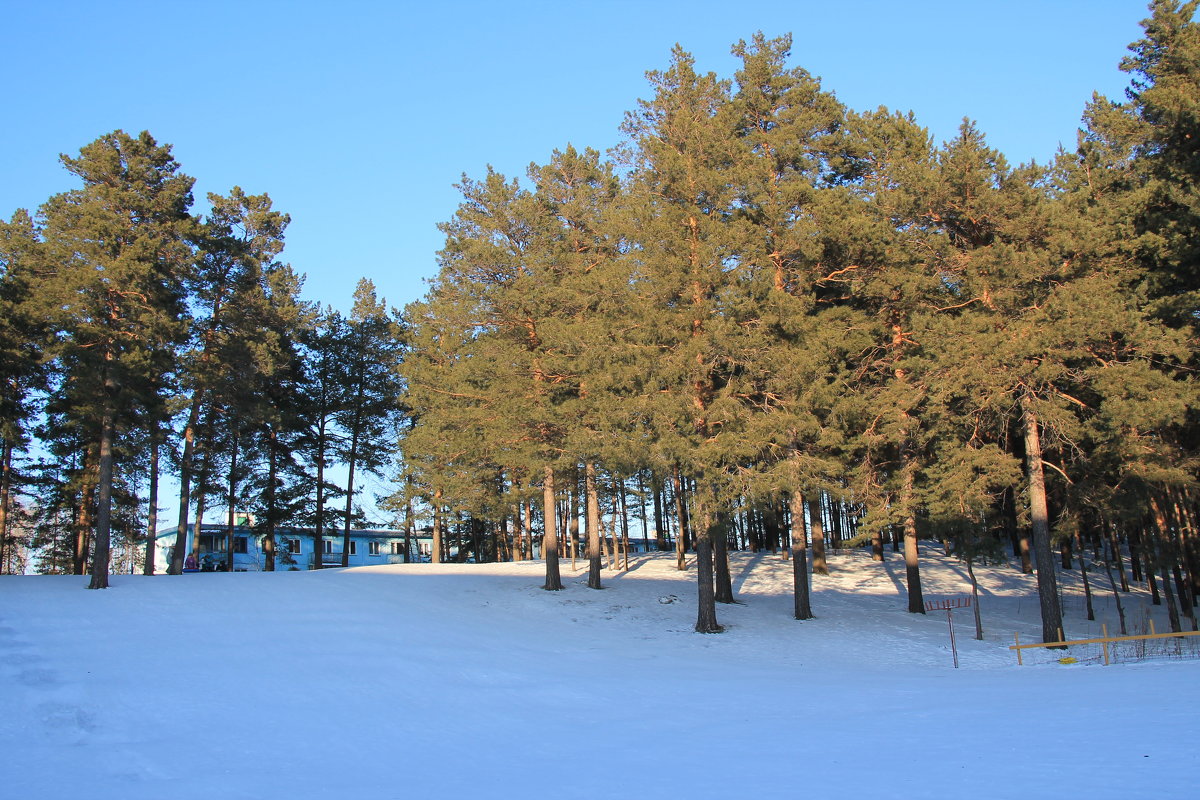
[154,524,432,572]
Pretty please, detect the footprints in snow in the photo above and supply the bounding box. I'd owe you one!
[1,614,97,742]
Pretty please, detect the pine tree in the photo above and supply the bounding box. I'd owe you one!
[725,32,855,614]
[240,264,311,571]
[0,210,46,574]
[295,306,351,567]
[620,46,748,632]
[168,187,289,574]
[335,279,404,565]
[1118,0,1200,326]
[35,131,194,589]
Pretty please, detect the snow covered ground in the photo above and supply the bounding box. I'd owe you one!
[1,550,1194,799]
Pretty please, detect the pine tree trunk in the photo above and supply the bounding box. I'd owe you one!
[75,456,96,575]
[585,461,602,589]
[763,503,781,556]
[403,496,413,564]
[672,465,688,570]
[313,418,326,569]
[264,427,278,572]
[636,471,650,554]
[1174,490,1200,603]
[966,557,983,640]
[747,508,761,552]
[779,500,790,562]
[524,500,534,561]
[432,490,443,564]
[192,493,206,566]
[472,516,484,562]
[569,484,580,569]
[1003,486,1033,574]
[512,503,523,562]
[1146,535,1161,604]
[899,445,924,613]
[1154,494,1197,625]
[542,466,562,590]
[615,476,631,570]
[652,473,667,552]
[808,496,828,576]
[0,438,11,574]
[830,499,843,549]
[693,511,721,633]
[1076,533,1094,621]
[1130,526,1145,583]
[1102,537,1128,635]
[170,395,202,575]
[1162,564,1181,633]
[225,429,239,572]
[713,522,733,603]
[1107,523,1130,592]
[903,512,924,614]
[139,433,158,575]
[1172,563,1197,630]
[790,491,812,620]
[341,413,360,568]
[1021,393,1064,643]
[87,396,115,590]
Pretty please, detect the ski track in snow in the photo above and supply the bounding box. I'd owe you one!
[0,550,1194,799]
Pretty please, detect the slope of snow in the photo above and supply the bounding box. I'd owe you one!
[1,551,1194,799]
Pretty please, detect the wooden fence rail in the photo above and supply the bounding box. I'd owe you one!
[1011,622,1200,665]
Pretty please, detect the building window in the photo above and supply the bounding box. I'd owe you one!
[200,535,227,553]
[390,542,404,555]
[284,538,301,554]
[348,541,357,556]
[233,537,248,554]
[323,540,333,554]
[369,541,381,555]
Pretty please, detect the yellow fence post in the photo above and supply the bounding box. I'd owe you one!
[1014,631,1022,666]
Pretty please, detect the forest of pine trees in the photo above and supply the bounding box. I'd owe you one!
[0,133,406,584]
[1,2,1197,644]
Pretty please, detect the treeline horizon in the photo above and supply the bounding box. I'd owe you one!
[2,2,1198,644]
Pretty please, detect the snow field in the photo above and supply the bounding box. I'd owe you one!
[0,550,1194,799]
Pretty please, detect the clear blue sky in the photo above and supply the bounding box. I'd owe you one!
[3,1,1149,316]
[0,0,1157,526]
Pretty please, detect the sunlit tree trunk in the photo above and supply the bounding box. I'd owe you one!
[694,504,721,633]
[542,466,562,590]
[790,490,812,620]
[585,460,603,589]
[170,397,201,575]
[1021,392,1064,643]
[808,495,828,576]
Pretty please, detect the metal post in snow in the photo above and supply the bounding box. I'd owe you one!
[925,596,972,669]
[947,607,958,669]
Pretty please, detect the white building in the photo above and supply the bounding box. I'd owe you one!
[153,524,433,572]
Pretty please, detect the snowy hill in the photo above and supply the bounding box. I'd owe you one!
[1,551,1194,799]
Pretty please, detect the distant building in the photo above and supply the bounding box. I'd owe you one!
[153,524,433,572]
